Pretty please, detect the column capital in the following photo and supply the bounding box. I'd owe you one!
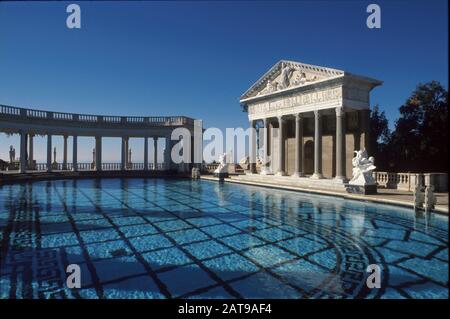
[295,113,304,121]
[313,109,321,118]
[335,107,345,117]
[277,115,285,123]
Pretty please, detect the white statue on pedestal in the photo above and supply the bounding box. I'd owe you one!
[349,149,376,186]
[214,152,229,174]
[9,145,15,163]
[424,185,437,212]
[413,184,425,211]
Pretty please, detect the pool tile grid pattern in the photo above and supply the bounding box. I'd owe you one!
[0,178,448,299]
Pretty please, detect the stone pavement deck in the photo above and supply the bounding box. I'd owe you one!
[201,174,449,214]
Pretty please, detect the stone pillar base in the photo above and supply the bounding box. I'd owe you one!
[333,176,348,183]
[346,184,377,195]
[260,167,273,175]
[214,172,229,179]
[275,171,286,176]
[310,173,323,179]
[291,172,305,178]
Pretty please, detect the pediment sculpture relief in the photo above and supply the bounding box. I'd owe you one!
[257,63,319,97]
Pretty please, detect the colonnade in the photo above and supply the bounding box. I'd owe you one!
[251,107,369,180]
[17,134,169,173]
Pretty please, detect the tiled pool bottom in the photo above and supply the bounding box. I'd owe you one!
[0,178,448,299]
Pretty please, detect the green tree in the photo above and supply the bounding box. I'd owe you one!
[369,104,391,170]
[389,81,448,172]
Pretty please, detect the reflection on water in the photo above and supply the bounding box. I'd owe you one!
[0,178,447,299]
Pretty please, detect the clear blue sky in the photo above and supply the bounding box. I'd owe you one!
[0,0,448,162]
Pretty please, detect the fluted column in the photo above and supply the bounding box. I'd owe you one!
[47,134,52,172]
[249,120,257,174]
[276,116,285,176]
[95,136,102,171]
[63,135,68,170]
[335,107,346,181]
[72,136,78,172]
[19,131,27,173]
[311,110,323,179]
[153,137,158,170]
[28,134,34,169]
[144,137,149,170]
[293,113,304,177]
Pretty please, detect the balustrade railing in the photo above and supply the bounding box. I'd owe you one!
[373,171,448,192]
[1,162,169,173]
[0,104,195,127]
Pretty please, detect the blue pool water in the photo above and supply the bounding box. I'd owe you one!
[0,178,448,299]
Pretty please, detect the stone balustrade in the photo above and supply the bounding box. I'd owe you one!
[374,171,448,192]
[0,104,195,129]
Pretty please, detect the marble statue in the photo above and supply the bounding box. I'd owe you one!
[424,185,437,212]
[259,163,273,175]
[53,147,57,164]
[413,184,425,211]
[214,152,229,175]
[128,148,132,164]
[238,156,249,170]
[9,145,15,163]
[278,63,295,89]
[346,149,377,194]
[349,149,376,185]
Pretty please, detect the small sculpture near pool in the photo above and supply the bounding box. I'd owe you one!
[346,149,377,194]
[214,152,230,178]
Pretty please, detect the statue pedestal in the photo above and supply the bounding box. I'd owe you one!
[214,172,229,179]
[346,184,377,195]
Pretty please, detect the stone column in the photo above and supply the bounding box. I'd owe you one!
[260,118,271,174]
[293,113,304,177]
[28,134,34,169]
[335,107,346,181]
[124,137,129,168]
[72,136,78,172]
[19,131,27,173]
[164,135,172,170]
[47,134,52,172]
[121,137,127,170]
[63,135,68,170]
[249,120,257,174]
[361,109,371,153]
[95,136,102,171]
[311,110,323,179]
[144,137,149,170]
[276,116,285,176]
[153,137,158,170]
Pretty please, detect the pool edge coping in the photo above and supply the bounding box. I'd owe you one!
[200,175,449,216]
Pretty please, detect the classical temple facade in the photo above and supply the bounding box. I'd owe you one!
[240,60,382,182]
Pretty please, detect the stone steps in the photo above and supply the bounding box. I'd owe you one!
[230,173,348,192]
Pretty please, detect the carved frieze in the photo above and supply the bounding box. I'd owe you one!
[248,86,342,117]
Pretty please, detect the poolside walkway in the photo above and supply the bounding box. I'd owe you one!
[201,174,449,214]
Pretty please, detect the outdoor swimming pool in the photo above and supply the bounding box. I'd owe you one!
[0,178,448,299]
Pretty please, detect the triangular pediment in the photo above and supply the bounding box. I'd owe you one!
[240,60,345,101]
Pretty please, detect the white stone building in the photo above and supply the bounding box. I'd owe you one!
[240,60,382,182]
